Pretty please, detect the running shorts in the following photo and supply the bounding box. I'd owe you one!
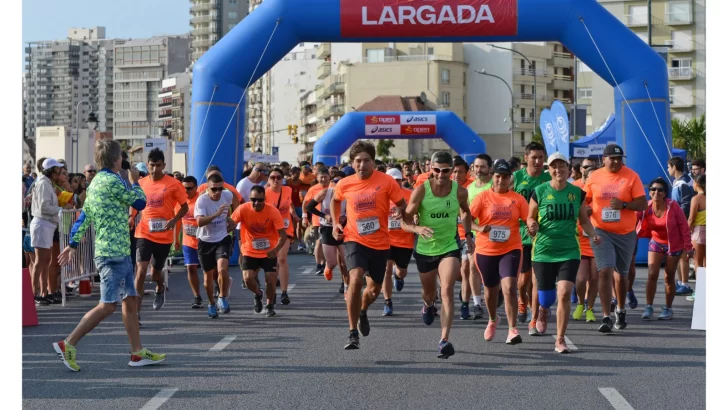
[320,226,343,246]
[647,239,682,257]
[182,245,200,267]
[135,238,172,271]
[533,259,580,291]
[591,228,637,276]
[388,246,414,270]
[197,236,233,272]
[30,217,55,249]
[691,225,705,245]
[343,242,388,285]
[520,244,533,273]
[413,249,461,274]
[475,249,521,288]
[241,255,277,273]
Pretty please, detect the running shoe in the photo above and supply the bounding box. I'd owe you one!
[658,307,673,320]
[217,296,230,314]
[191,296,203,309]
[627,290,638,309]
[323,267,333,281]
[460,303,471,320]
[152,290,165,310]
[339,281,345,294]
[472,305,485,320]
[35,295,50,306]
[615,309,627,329]
[281,292,290,305]
[382,299,393,316]
[676,284,693,296]
[52,340,80,372]
[254,290,263,313]
[316,264,324,276]
[297,243,305,252]
[422,304,436,326]
[585,308,597,323]
[208,303,218,319]
[571,287,578,304]
[484,315,501,341]
[358,310,370,336]
[554,337,570,354]
[437,339,455,359]
[686,292,695,302]
[497,290,504,308]
[599,316,614,333]
[394,276,404,292]
[345,331,360,350]
[517,302,528,324]
[128,348,167,367]
[506,328,522,345]
[265,304,276,317]
[536,307,549,334]
[610,297,616,313]
[572,304,585,321]
[641,305,654,320]
[528,320,539,336]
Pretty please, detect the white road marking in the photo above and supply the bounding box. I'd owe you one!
[287,284,296,291]
[140,388,178,410]
[553,335,578,351]
[302,267,314,274]
[209,335,237,352]
[599,388,635,410]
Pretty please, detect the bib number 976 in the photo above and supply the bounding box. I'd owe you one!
[602,209,621,222]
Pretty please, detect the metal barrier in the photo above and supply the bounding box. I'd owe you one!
[58,209,96,306]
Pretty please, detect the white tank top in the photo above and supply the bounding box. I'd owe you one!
[319,188,346,227]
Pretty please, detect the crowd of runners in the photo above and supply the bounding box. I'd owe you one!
[21,138,707,370]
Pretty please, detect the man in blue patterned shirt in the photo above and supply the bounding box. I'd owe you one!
[53,139,167,372]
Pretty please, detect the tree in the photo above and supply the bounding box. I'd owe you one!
[532,127,544,145]
[672,114,706,160]
[376,139,395,160]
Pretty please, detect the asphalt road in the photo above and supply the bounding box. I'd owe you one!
[23,253,705,409]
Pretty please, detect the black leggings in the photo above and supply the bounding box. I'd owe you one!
[533,260,580,291]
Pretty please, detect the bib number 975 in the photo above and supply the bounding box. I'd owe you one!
[489,226,510,242]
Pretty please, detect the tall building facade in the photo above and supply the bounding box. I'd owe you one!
[112,35,191,147]
[158,73,192,142]
[189,0,249,63]
[246,0,271,152]
[24,27,120,141]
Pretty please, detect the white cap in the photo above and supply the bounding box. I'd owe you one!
[42,158,63,170]
[546,152,569,166]
[386,168,403,180]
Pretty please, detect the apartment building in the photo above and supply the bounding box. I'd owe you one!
[189,0,249,63]
[581,0,705,128]
[158,73,191,142]
[24,27,119,142]
[246,0,272,155]
[112,35,191,147]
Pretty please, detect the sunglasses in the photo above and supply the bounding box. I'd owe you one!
[255,168,268,174]
[209,187,224,193]
[85,169,96,173]
[250,197,265,203]
[184,186,196,191]
[269,175,282,181]
[649,187,665,193]
[432,167,452,174]
[581,165,593,169]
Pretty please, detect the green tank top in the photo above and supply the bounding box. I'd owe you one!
[513,168,551,246]
[416,180,460,256]
[467,180,491,235]
[532,182,584,263]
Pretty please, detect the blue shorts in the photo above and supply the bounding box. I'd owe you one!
[95,256,137,304]
[183,245,200,266]
[294,207,303,218]
[648,239,682,257]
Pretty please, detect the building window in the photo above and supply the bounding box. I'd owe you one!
[229,0,237,4]
[228,11,238,19]
[577,88,592,99]
[666,2,691,24]
[366,48,385,63]
[521,132,526,147]
[441,92,450,107]
[627,5,648,25]
[441,69,450,84]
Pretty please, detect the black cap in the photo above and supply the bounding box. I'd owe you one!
[603,144,626,158]
[493,159,512,175]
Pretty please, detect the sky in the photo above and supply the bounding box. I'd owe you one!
[22,0,190,66]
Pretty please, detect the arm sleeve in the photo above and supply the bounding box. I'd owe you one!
[519,196,530,221]
[230,205,243,224]
[388,179,404,203]
[69,210,90,247]
[469,195,481,220]
[40,183,62,216]
[333,183,344,201]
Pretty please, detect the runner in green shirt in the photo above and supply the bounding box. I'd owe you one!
[465,154,493,320]
[405,151,473,359]
[511,142,551,332]
[527,152,601,353]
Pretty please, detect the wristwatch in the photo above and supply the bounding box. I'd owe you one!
[465,232,474,239]
[622,202,628,209]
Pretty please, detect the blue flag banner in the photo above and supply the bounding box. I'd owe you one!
[550,100,571,156]
[539,108,557,157]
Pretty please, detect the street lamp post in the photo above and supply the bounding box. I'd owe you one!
[488,44,537,134]
[74,100,90,172]
[149,119,167,138]
[475,69,515,158]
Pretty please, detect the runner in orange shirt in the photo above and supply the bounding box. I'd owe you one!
[330,141,406,350]
[134,149,188,319]
[302,170,329,276]
[451,156,476,320]
[265,168,299,306]
[230,186,287,318]
[197,165,242,203]
[413,170,432,188]
[572,159,599,323]
[470,159,530,344]
[177,176,204,310]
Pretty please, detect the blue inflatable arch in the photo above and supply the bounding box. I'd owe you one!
[190,0,670,187]
[312,111,486,165]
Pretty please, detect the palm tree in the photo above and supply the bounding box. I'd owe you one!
[376,139,396,160]
[672,114,705,160]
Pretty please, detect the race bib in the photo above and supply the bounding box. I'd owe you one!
[283,218,290,229]
[602,208,621,222]
[149,218,167,233]
[357,216,380,236]
[489,225,510,243]
[183,224,198,237]
[252,238,270,250]
[388,218,401,230]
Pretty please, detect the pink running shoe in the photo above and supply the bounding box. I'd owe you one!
[554,337,570,353]
[536,307,549,334]
[484,315,501,341]
[506,328,522,345]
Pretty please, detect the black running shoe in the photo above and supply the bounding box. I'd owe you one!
[316,264,324,276]
[265,304,276,317]
[422,304,436,326]
[615,310,628,330]
[254,290,264,313]
[345,330,360,349]
[339,281,345,294]
[358,310,370,336]
[599,316,614,333]
[35,295,50,306]
[281,292,290,305]
[191,296,203,309]
[438,339,455,359]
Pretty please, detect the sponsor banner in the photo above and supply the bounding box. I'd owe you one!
[341,0,518,38]
[175,141,189,154]
[587,144,606,156]
[573,147,589,158]
[401,124,437,135]
[365,124,401,136]
[550,100,571,156]
[365,115,400,125]
[143,138,167,153]
[400,114,436,125]
[539,109,557,157]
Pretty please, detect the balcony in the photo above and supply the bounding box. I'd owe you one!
[363,54,453,64]
[516,93,549,106]
[517,117,535,124]
[514,68,551,83]
[315,84,325,100]
[316,43,331,60]
[665,11,692,25]
[555,97,573,104]
[317,61,331,79]
[191,15,216,24]
[192,38,217,48]
[670,96,694,108]
[191,26,218,36]
[319,82,345,100]
[668,67,695,80]
[663,40,694,53]
[552,74,573,89]
[551,51,573,67]
[625,14,649,27]
[190,2,216,13]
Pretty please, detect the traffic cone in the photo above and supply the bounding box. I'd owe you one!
[22,268,38,327]
[79,278,92,297]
